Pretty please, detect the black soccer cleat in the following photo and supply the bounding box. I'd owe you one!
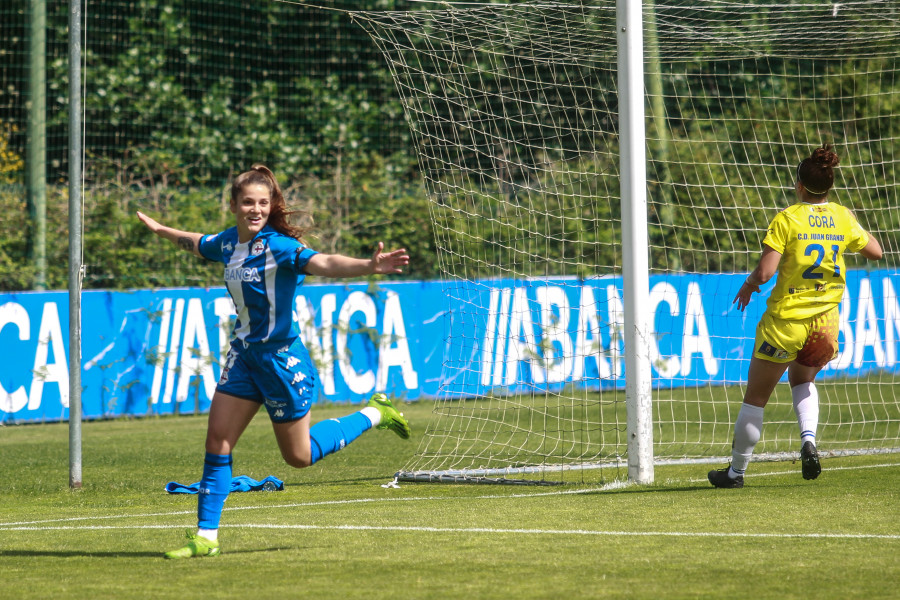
[708,466,744,489]
[800,441,821,480]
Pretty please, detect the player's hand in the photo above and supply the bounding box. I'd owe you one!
[732,280,760,312]
[371,242,410,274]
[136,210,163,234]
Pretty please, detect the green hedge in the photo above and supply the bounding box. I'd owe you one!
[0,155,436,291]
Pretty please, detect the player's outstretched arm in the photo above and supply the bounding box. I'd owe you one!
[137,211,204,258]
[305,242,409,279]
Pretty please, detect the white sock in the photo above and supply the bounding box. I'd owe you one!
[729,403,765,478]
[198,528,218,541]
[792,382,818,446]
[361,406,381,427]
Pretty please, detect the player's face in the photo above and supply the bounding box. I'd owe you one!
[232,183,271,242]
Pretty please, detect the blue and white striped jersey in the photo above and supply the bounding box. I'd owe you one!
[199,225,318,344]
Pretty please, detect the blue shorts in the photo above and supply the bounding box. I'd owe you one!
[216,337,318,423]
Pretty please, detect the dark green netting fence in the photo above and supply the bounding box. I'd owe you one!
[0,0,434,290]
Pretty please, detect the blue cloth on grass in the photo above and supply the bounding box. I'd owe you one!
[165,475,284,494]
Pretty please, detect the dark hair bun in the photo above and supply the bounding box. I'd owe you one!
[797,144,839,196]
[811,144,840,169]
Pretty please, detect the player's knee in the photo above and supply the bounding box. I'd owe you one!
[282,451,312,469]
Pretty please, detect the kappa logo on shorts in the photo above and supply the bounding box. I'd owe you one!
[758,341,789,360]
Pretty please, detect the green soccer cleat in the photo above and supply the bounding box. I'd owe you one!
[163,530,220,559]
[367,393,411,439]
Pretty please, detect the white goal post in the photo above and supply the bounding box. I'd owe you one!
[617,0,654,484]
[350,1,900,484]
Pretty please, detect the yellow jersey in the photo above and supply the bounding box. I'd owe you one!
[762,201,869,320]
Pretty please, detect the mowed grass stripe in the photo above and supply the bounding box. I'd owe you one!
[3,523,899,541]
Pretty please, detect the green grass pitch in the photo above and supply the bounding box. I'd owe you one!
[1,400,898,600]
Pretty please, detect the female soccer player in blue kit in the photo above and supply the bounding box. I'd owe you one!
[138,164,411,557]
[709,145,883,488]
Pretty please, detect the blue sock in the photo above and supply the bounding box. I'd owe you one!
[309,412,373,465]
[197,452,232,530]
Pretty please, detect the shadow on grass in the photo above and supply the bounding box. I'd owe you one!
[0,546,296,559]
[0,549,164,558]
[283,475,395,486]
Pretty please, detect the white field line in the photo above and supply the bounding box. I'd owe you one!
[0,461,896,532]
[681,459,900,485]
[1,523,898,541]
[0,481,630,528]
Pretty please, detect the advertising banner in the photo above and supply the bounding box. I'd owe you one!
[2,270,898,423]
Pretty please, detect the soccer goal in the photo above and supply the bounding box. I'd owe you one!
[350,1,900,484]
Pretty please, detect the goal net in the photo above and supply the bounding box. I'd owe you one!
[350,1,900,483]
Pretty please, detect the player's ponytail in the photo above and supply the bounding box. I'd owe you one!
[797,144,839,197]
[231,164,309,241]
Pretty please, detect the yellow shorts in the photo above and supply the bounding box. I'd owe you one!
[753,307,839,366]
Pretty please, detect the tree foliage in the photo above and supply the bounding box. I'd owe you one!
[0,1,896,291]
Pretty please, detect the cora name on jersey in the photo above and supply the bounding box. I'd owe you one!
[808,214,836,228]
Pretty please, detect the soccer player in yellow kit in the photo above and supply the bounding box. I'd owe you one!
[709,144,883,488]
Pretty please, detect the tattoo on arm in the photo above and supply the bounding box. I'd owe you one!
[177,236,195,253]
